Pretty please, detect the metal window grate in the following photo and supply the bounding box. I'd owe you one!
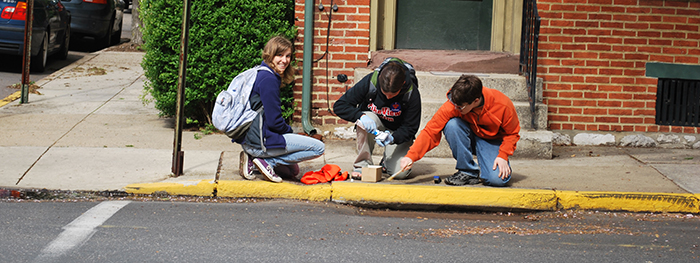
[655,78,700,127]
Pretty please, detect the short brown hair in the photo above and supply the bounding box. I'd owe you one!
[378,61,406,93]
[262,36,295,86]
[449,75,483,106]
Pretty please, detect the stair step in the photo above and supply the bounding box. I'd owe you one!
[354,69,543,103]
[419,100,547,130]
[352,68,552,159]
[421,129,553,159]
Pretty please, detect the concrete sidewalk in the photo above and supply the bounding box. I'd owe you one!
[1,51,699,213]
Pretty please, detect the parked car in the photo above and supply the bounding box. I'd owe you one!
[0,0,71,72]
[61,0,123,49]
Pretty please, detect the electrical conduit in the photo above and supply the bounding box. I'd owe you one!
[301,0,317,135]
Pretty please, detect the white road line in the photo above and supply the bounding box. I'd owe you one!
[34,201,131,263]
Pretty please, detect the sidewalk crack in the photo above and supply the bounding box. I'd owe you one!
[15,74,144,185]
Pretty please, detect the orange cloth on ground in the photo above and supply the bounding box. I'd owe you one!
[300,164,348,185]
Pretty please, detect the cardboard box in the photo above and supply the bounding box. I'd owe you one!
[362,165,382,182]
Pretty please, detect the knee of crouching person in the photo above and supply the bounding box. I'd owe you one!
[483,177,509,187]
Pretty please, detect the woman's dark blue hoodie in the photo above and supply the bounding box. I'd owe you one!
[243,62,293,150]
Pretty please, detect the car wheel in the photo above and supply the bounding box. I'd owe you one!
[98,17,114,49]
[31,32,48,72]
[58,26,71,60]
[111,19,122,46]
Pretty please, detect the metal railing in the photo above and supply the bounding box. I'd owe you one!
[519,0,541,130]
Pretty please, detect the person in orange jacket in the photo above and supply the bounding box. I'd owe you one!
[399,75,520,186]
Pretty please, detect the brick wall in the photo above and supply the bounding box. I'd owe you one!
[293,0,370,126]
[537,0,700,134]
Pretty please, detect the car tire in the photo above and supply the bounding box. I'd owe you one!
[31,32,48,72]
[98,17,114,49]
[58,26,71,60]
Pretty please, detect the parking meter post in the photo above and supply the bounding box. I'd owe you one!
[171,0,192,177]
[20,0,34,104]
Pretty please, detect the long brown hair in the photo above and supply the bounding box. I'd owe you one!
[262,36,295,86]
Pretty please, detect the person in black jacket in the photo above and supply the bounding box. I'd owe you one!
[333,58,421,179]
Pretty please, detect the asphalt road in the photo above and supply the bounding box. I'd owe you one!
[0,13,134,101]
[0,198,698,262]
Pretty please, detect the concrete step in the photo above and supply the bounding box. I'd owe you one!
[414,129,552,159]
[416,100,551,158]
[353,68,552,159]
[419,100,547,131]
[354,69,543,102]
[355,68,547,130]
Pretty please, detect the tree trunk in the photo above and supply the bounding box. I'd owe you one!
[131,0,143,44]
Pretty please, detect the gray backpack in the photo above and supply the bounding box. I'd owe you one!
[212,66,271,140]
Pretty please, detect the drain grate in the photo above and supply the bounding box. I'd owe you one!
[655,78,700,127]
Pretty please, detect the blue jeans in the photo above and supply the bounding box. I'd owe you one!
[242,133,324,168]
[443,118,510,187]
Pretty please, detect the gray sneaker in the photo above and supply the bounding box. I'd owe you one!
[239,151,256,180]
[444,171,481,186]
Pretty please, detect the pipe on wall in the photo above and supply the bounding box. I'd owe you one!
[301,0,317,135]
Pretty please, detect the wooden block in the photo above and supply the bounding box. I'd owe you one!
[362,165,382,182]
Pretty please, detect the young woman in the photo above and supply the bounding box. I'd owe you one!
[239,36,324,182]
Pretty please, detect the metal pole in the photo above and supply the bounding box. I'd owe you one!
[301,0,317,135]
[172,0,192,176]
[20,0,34,104]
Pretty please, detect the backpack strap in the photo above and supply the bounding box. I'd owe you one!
[257,107,266,152]
[367,57,417,104]
[253,66,273,152]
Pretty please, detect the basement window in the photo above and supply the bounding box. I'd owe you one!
[646,62,700,127]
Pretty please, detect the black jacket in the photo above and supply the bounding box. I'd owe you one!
[333,72,421,145]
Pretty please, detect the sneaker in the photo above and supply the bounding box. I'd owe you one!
[253,158,282,183]
[239,151,256,180]
[444,171,481,186]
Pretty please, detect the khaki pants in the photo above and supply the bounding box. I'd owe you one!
[354,112,413,179]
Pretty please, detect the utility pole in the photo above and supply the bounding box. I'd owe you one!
[171,0,192,176]
[20,0,34,104]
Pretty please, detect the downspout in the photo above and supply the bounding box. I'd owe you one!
[301,0,317,135]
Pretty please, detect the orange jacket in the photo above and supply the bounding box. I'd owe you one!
[301,164,348,185]
[406,87,520,162]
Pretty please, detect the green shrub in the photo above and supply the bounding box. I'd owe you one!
[140,0,296,125]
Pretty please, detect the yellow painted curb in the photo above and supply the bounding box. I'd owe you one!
[331,182,557,210]
[124,180,216,196]
[557,191,700,213]
[0,91,21,108]
[217,180,332,202]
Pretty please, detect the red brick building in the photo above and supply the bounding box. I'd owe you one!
[292,0,700,138]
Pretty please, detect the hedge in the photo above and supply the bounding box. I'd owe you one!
[140,0,296,124]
